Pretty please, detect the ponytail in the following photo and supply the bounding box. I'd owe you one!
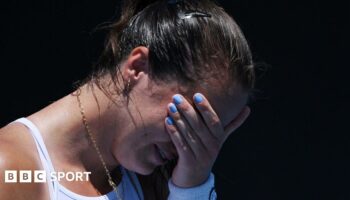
[99,0,160,75]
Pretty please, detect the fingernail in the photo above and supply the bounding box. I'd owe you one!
[194,93,203,103]
[169,103,177,113]
[166,117,174,125]
[173,94,183,105]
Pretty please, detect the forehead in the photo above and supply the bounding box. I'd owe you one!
[207,87,248,128]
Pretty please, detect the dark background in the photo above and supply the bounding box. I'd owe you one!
[1,0,349,199]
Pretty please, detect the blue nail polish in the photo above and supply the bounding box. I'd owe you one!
[169,103,177,113]
[173,94,183,105]
[194,93,203,103]
[166,117,174,125]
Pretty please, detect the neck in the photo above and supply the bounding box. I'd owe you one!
[28,83,124,184]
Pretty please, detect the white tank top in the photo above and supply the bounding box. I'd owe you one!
[14,118,144,200]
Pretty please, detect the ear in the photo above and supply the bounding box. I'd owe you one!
[122,46,149,83]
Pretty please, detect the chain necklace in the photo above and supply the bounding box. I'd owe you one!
[76,92,122,200]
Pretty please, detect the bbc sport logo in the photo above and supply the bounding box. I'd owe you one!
[4,170,91,183]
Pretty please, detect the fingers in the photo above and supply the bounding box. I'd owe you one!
[192,93,224,140]
[167,99,207,158]
[171,94,216,141]
[165,117,194,161]
[168,102,196,143]
[166,94,223,157]
[171,94,206,139]
[165,93,251,160]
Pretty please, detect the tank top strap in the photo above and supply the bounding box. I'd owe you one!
[12,117,144,200]
[13,117,58,200]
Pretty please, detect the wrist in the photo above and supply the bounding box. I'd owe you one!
[168,172,217,200]
[171,171,211,188]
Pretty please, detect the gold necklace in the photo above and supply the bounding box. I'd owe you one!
[76,92,122,200]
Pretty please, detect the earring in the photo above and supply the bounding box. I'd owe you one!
[127,78,131,90]
[124,78,131,95]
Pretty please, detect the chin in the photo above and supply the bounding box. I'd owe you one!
[137,169,154,175]
[122,160,156,175]
[134,164,157,175]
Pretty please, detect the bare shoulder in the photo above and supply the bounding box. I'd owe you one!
[0,123,48,200]
[0,122,38,166]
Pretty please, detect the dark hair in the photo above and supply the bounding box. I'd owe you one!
[86,0,255,199]
[87,0,255,99]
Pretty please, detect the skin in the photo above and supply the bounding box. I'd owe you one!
[0,46,250,199]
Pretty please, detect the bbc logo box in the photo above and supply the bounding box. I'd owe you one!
[4,170,46,183]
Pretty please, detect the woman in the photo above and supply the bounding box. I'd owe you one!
[0,0,255,199]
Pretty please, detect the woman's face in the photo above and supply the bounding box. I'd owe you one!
[112,79,248,175]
